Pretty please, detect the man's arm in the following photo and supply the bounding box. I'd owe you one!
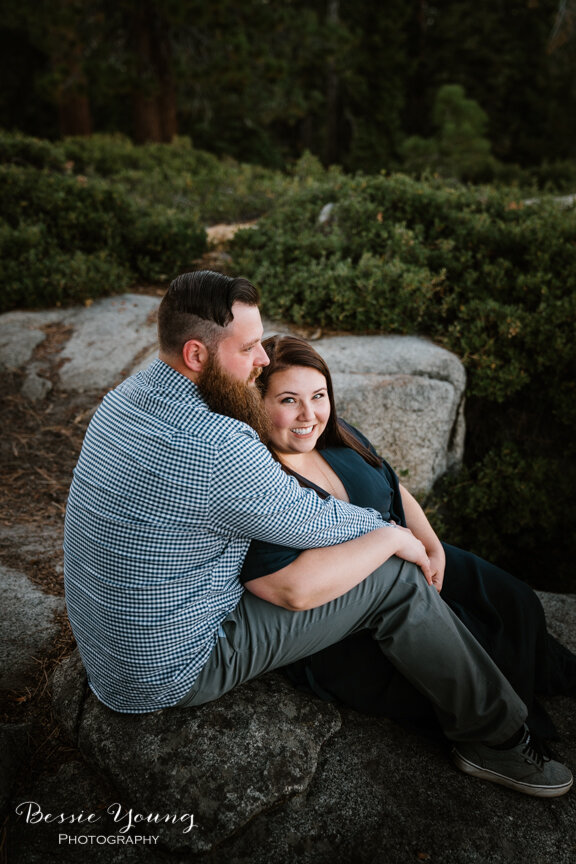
[209,430,386,548]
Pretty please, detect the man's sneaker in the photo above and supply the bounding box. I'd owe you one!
[451,726,573,798]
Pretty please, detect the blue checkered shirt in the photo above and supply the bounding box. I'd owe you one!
[64,359,385,713]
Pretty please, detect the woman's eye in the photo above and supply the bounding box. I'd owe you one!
[281,397,295,404]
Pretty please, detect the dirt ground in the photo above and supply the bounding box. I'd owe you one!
[0,366,87,732]
[1,371,84,565]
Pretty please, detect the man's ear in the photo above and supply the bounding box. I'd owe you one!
[182,339,210,374]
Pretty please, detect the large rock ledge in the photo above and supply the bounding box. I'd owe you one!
[315,334,466,494]
[0,294,466,495]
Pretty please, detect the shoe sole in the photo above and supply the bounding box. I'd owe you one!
[452,748,574,798]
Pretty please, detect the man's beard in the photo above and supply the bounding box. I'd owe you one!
[197,353,271,442]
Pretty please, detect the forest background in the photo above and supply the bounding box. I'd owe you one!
[1,0,576,592]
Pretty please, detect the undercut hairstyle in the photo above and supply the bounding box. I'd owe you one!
[157,270,260,356]
[258,335,382,469]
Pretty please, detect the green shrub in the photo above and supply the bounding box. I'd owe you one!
[232,170,576,589]
[496,159,576,194]
[60,134,291,223]
[0,219,131,309]
[0,130,66,171]
[0,154,207,312]
[124,208,206,283]
[1,164,132,250]
[0,129,298,313]
[61,134,221,178]
[234,172,576,397]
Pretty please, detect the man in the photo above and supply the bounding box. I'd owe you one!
[64,270,572,798]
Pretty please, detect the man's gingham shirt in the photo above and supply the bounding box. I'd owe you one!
[64,359,385,713]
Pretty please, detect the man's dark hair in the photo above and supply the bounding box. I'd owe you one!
[158,270,260,355]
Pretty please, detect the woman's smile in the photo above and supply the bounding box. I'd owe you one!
[291,425,315,436]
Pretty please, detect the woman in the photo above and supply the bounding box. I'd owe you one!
[240,335,576,739]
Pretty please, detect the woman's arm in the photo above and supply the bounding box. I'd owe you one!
[399,483,445,592]
[245,525,432,611]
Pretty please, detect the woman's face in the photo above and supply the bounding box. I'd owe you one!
[263,365,331,456]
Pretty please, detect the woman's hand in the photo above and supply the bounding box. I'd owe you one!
[398,483,445,592]
[390,525,433,585]
[427,544,446,593]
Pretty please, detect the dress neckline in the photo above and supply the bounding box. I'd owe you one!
[283,448,352,502]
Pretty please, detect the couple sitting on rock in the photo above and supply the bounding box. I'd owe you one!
[64,270,576,799]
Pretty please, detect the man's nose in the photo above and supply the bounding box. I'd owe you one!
[254,343,270,366]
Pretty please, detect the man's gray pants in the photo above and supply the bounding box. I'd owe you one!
[178,556,527,745]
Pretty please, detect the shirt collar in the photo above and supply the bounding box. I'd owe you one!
[142,358,207,405]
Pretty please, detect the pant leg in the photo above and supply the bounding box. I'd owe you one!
[440,542,554,736]
[441,543,544,702]
[179,556,527,745]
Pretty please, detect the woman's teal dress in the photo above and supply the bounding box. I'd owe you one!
[240,431,576,739]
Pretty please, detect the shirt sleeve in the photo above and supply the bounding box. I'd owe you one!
[208,427,386,548]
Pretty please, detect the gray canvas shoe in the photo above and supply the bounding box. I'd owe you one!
[452,726,573,798]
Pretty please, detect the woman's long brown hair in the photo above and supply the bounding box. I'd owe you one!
[258,335,382,469]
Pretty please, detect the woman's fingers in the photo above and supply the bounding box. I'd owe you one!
[397,533,433,584]
[420,553,433,584]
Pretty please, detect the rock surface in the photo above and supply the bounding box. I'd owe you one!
[314,334,466,494]
[51,654,341,854]
[8,707,576,864]
[0,295,160,394]
[0,293,466,495]
[0,723,31,812]
[8,709,576,864]
[0,564,65,691]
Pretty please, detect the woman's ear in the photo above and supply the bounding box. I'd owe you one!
[182,339,210,374]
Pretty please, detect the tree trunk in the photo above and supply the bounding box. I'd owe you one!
[53,13,93,137]
[157,81,178,142]
[132,94,162,143]
[323,0,341,165]
[152,15,178,142]
[57,90,92,136]
[131,2,178,143]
